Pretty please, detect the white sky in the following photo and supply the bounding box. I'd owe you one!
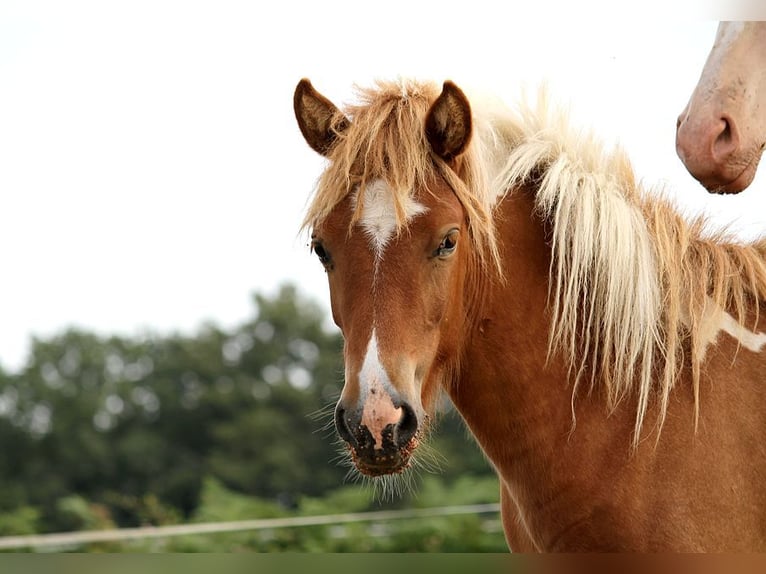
[1,2,765,372]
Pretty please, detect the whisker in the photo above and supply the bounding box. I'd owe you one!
[308,400,340,439]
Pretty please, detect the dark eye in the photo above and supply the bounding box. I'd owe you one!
[435,229,459,258]
[311,238,332,268]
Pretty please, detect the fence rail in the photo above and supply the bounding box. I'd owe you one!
[0,503,502,550]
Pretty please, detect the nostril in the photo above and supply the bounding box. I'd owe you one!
[394,402,418,448]
[718,117,732,142]
[712,116,739,162]
[334,404,355,446]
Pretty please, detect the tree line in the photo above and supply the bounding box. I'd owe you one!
[0,284,503,551]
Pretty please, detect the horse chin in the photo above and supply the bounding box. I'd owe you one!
[707,150,762,194]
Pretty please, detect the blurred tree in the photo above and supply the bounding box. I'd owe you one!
[0,283,495,537]
[207,285,347,505]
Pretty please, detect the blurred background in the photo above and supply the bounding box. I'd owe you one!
[0,284,505,551]
[1,1,765,552]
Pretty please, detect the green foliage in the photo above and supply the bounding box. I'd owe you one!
[0,506,40,536]
[193,477,286,522]
[77,476,505,553]
[0,283,500,551]
[413,474,501,508]
[53,495,115,532]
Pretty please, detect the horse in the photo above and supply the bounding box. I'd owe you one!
[294,77,766,551]
[676,22,766,194]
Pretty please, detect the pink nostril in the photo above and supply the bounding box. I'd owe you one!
[711,116,739,163]
[676,103,749,191]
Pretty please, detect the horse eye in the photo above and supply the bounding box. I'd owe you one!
[435,229,459,258]
[311,239,332,267]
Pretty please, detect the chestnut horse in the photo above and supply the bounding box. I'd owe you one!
[294,78,766,551]
[676,22,766,194]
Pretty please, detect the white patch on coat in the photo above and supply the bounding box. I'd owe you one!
[696,297,766,359]
[356,179,428,257]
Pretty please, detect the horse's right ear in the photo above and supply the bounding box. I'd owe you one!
[294,79,349,157]
[425,81,472,161]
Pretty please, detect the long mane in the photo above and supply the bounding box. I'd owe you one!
[302,79,766,441]
[494,90,766,440]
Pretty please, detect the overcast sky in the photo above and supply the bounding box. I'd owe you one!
[1,2,765,372]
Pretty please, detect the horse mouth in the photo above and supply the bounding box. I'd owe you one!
[707,148,763,194]
[346,434,420,477]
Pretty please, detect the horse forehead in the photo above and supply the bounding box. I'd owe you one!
[355,179,429,255]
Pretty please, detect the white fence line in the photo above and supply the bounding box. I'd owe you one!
[0,503,501,550]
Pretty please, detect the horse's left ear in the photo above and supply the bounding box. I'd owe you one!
[425,81,473,161]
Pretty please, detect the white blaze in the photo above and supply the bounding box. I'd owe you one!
[351,180,424,445]
[357,329,400,447]
[358,330,392,397]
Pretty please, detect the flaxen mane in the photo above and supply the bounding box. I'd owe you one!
[302,79,766,441]
[301,79,503,269]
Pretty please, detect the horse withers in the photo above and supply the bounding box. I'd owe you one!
[295,77,766,551]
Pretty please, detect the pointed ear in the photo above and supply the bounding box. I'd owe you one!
[294,79,349,157]
[425,81,472,161]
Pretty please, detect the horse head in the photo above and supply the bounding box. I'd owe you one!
[294,79,477,477]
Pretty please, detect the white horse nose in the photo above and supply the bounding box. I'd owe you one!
[676,110,740,191]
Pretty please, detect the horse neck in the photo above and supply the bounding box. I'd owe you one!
[448,185,608,475]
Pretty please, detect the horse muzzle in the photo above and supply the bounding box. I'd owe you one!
[334,400,420,476]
